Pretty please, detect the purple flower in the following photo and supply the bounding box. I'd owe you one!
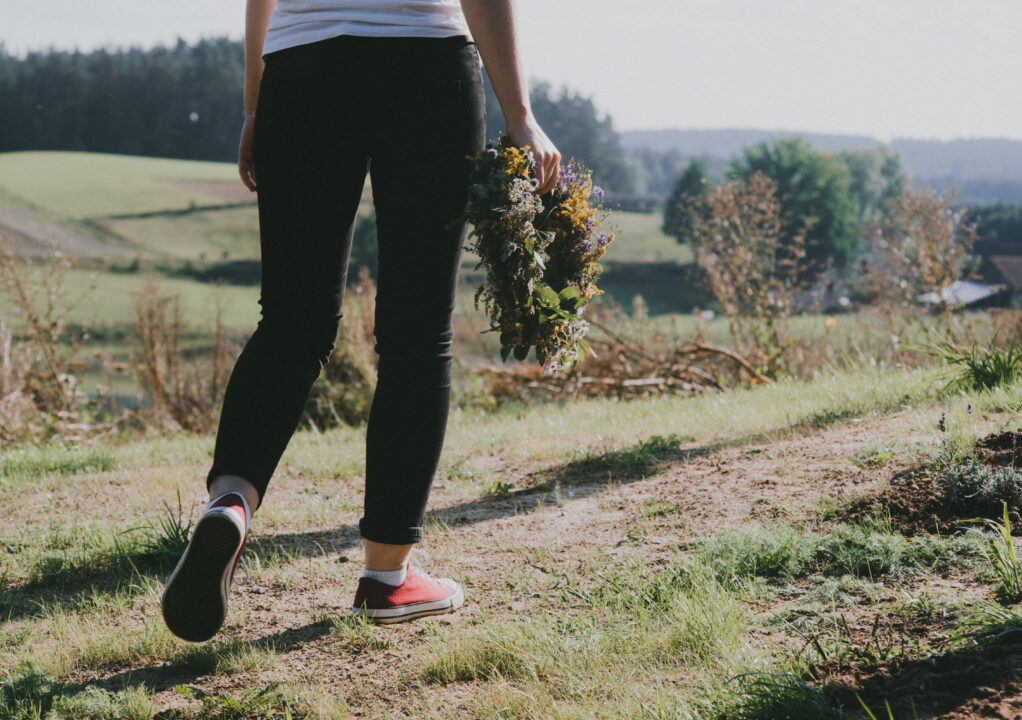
[597,231,609,247]
[593,185,604,200]
[585,217,595,232]
[581,240,594,253]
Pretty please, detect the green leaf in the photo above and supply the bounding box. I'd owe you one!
[513,344,530,361]
[500,345,512,362]
[470,183,489,199]
[534,284,560,309]
[558,286,581,310]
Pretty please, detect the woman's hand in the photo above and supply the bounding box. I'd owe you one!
[459,0,560,194]
[507,115,561,195]
[238,112,257,191]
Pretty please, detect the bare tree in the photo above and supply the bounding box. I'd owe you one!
[858,187,977,331]
[690,172,806,368]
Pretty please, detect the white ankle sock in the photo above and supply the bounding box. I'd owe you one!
[361,565,407,586]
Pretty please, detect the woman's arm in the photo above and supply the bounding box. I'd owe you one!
[239,0,277,191]
[459,0,560,194]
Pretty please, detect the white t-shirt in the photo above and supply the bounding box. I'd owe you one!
[263,0,472,55]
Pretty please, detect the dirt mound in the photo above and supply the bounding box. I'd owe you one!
[839,470,960,536]
[841,470,1022,537]
[824,638,1022,720]
[838,430,1022,537]
[976,430,1022,468]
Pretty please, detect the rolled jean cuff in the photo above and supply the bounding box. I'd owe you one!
[359,517,423,545]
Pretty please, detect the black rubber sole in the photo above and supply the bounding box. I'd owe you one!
[161,514,242,642]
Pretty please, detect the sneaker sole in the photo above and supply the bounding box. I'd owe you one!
[161,512,243,642]
[352,583,464,625]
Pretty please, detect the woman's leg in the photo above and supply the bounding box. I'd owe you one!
[166,39,375,642]
[207,41,371,508]
[358,37,486,550]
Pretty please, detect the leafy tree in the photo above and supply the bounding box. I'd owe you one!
[730,137,861,270]
[840,146,910,225]
[662,159,708,244]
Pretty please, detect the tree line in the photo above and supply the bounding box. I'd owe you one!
[663,137,1022,271]
[0,38,635,192]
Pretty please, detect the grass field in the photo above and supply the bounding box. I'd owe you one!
[0,152,246,218]
[0,151,687,315]
[2,366,1022,718]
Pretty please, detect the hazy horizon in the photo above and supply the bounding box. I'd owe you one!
[4,1,1021,142]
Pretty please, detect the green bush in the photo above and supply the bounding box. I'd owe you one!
[943,461,1022,514]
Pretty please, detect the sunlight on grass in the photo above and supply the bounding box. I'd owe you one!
[0,445,115,483]
[423,561,754,717]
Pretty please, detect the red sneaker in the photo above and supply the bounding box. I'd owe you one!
[352,564,464,624]
[161,492,250,642]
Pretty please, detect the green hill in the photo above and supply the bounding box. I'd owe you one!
[0,151,248,218]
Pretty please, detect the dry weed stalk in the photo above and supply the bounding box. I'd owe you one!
[689,172,806,368]
[304,266,379,428]
[0,242,96,441]
[133,277,237,432]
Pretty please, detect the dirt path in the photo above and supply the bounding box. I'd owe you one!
[63,409,1022,718]
[0,190,137,257]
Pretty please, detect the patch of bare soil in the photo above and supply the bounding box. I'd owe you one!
[976,430,1022,468]
[0,192,132,257]
[839,470,968,536]
[158,178,256,205]
[824,638,1022,720]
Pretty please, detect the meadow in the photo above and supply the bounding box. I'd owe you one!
[2,152,1022,719]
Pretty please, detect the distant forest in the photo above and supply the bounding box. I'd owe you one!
[0,38,635,193]
[3,39,1022,206]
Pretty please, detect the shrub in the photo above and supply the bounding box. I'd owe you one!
[943,461,1022,514]
[132,277,237,433]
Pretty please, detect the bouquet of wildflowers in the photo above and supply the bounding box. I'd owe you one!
[466,137,614,374]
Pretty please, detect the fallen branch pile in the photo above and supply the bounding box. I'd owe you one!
[476,320,770,403]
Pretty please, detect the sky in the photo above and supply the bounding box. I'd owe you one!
[4,0,1021,141]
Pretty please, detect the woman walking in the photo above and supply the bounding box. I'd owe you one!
[161,0,560,642]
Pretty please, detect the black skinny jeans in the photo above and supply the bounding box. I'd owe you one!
[207,34,485,545]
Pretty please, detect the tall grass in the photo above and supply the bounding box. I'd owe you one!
[0,663,156,720]
[424,561,752,716]
[0,445,114,482]
[698,520,982,586]
[933,340,1022,391]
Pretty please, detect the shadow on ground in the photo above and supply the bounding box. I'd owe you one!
[1,434,715,623]
[824,636,1022,719]
[91,620,334,694]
